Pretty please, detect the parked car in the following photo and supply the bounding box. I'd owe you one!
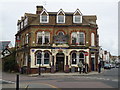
[104,64,111,69]
[116,65,119,68]
[110,64,116,68]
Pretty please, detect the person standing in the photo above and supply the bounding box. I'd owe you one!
[78,61,83,74]
[85,63,89,74]
[83,63,86,73]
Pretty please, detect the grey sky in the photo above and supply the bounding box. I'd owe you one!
[0,0,119,56]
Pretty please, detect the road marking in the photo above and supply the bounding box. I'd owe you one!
[25,82,61,90]
[112,79,118,82]
[0,79,15,84]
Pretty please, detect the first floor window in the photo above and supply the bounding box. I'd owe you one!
[71,53,77,64]
[37,31,50,44]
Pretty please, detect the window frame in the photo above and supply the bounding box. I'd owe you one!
[44,52,50,64]
[36,52,42,65]
[71,52,77,65]
[57,15,65,23]
[73,15,82,23]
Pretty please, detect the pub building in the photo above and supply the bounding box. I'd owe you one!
[15,6,99,74]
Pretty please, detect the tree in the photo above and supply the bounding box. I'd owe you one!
[2,48,18,72]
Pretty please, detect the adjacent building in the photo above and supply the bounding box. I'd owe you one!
[15,6,99,74]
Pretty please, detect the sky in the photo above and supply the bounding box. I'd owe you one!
[0,0,119,56]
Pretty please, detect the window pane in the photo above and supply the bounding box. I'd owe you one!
[71,32,77,44]
[75,16,80,22]
[36,52,42,64]
[37,32,42,44]
[44,52,49,64]
[79,33,85,45]
[58,15,64,23]
[41,15,47,22]
[72,53,77,64]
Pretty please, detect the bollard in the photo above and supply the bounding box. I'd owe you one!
[16,74,19,90]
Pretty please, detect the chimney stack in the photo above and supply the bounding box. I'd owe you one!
[36,6,43,14]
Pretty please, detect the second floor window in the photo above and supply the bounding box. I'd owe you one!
[40,15,49,23]
[37,31,50,44]
[57,15,65,23]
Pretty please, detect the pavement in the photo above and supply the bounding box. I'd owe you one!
[28,69,105,77]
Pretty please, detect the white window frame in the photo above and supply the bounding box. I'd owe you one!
[78,32,85,45]
[40,15,49,23]
[57,15,65,23]
[37,31,50,45]
[17,24,20,31]
[24,17,28,26]
[91,33,95,46]
[40,8,49,23]
[71,52,77,65]
[71,32,77,44]
[36,52,42,65]
[25,33,29,44]
[21,21,24,29]
[44,52,50,65]
[73,15,82,23]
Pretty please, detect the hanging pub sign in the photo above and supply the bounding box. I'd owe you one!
[53,34,68,44]
[84,52,89,56]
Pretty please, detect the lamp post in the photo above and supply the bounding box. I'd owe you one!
[39,60,41,75]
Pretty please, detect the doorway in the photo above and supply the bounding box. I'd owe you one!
[91,57,95,71]
[56,53,64,72]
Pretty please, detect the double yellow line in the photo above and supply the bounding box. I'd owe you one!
[25,82,62,90]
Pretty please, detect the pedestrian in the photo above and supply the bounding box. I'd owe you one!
[85,63,89,74]
[98,62,101,73]
[83,63,85,73]
[78,61,83,74]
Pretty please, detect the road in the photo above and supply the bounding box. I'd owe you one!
[1,68,119,89]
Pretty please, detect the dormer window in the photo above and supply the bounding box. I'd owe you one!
[24,17,28,26]
[40,8,49,23]
[21,21,23,29]
[17,24,20,31]
[73,9,82,23]
[57,9,65,23]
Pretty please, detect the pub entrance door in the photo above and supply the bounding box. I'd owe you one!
[56,53,64,72]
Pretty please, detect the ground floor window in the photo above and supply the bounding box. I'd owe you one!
[36,52,42,64]
[44,52,50,64]
[35,51,50,65]
[79,52,84,64]
[71,52,77,64]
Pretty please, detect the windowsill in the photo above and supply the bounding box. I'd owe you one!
[71,45,85,46]
[40,22,49,23]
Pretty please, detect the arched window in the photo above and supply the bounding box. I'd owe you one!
[78,32,85,45]
[44,52,50,64]
[58,31,64,36]
[79,52,84,64]
[71,32,77,44]
[45,32,50,44]
[36,52,42,64]
[71,52,77,64]
[91,33,95,46]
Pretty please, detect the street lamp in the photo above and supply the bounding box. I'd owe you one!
[38,60,41,75]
